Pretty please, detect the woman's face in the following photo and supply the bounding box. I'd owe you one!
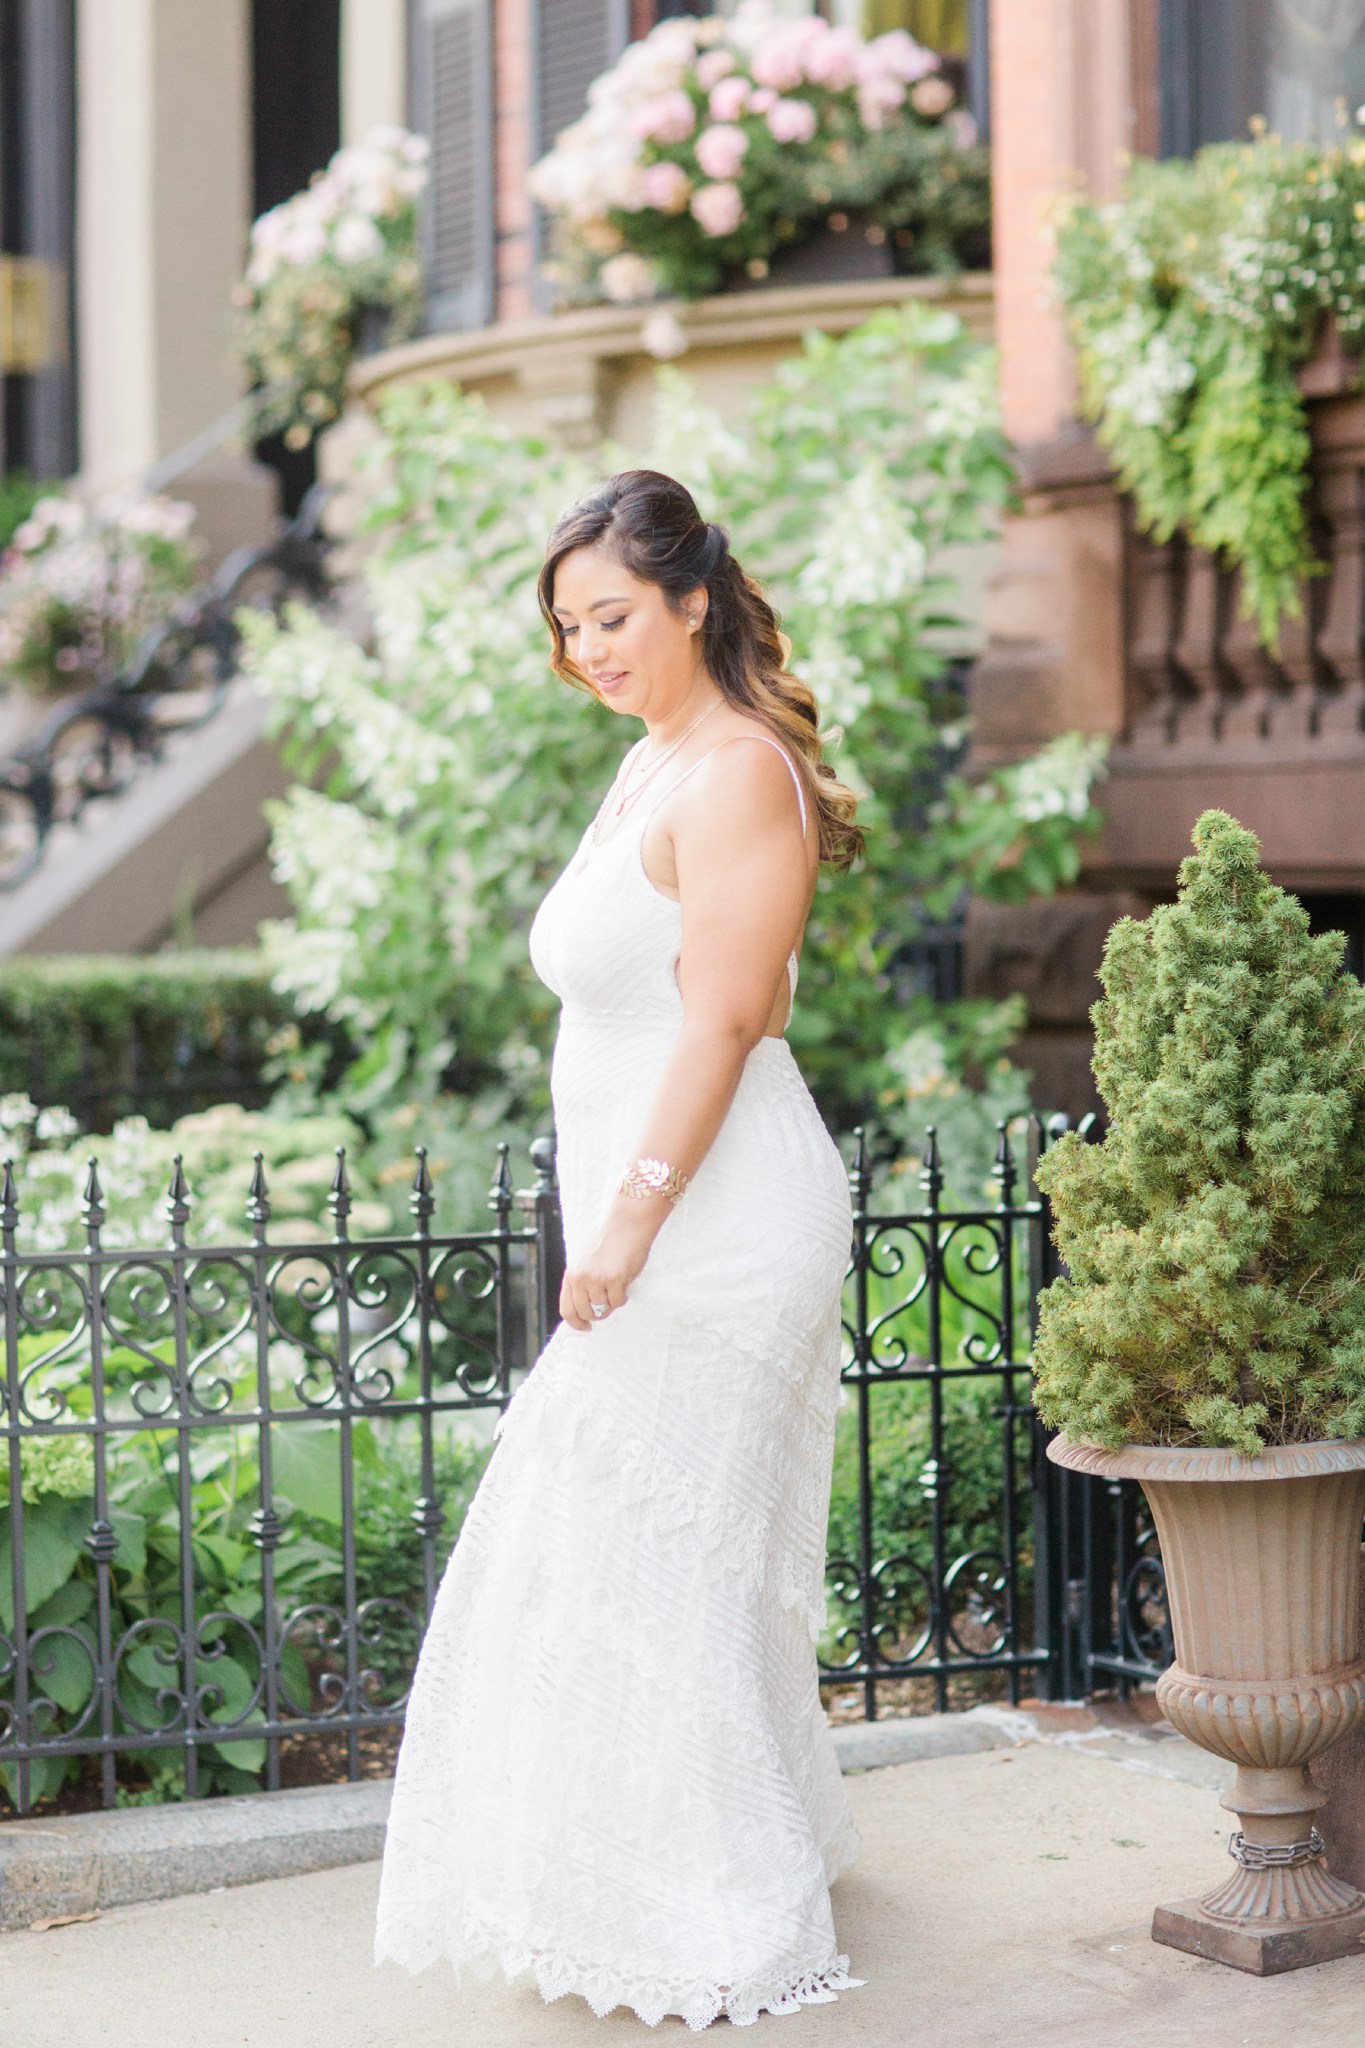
[549,543,706,721]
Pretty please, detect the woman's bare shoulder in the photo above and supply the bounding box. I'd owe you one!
[684,721,802,813]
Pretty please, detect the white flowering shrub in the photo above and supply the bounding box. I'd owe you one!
[0,1092,388,1254]
[0,493,200,697]
[1055,132,1365,643]
[235,126,428,450]
[245,304,1106,1133]
[529,2,988,303]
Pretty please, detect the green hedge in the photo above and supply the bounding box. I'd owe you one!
[0,951,337,1132]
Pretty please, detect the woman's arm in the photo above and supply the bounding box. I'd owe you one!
[559,739,813,1331]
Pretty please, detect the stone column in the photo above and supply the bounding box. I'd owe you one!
[75,0,276,559]
[340,0,408,143]
[964,0,1153,1113]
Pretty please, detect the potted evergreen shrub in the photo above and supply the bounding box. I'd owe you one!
[1034,809,1365,1975]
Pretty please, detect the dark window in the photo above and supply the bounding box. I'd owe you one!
[534,0,629,154]
[1302,893,1365,983]
[0,0,78,481]
[409,0,495,333]
[251,0,341,516]
[1161,0,1365,157]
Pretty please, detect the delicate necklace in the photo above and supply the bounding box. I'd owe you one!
[594,699,721,839]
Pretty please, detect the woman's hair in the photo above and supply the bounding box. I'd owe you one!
[537,469,862,870]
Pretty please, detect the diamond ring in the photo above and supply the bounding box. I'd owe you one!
[590,1301,610,1318]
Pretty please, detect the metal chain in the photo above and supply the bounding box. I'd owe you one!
[1227,1827,1325,1870]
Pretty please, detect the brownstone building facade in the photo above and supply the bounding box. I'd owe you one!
[978,1,1365,1116]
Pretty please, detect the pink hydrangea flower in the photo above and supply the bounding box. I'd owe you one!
[630,90,697,144]
[750,30,807,93]
[695,47,735,90]
[766,97,818,145]
[709,75,751,122]
[802,26,859,90]
[910,74,956,118]
[856,76,906,129]
[689,180,744,237]
[641,159,691,213]
[694,122,749,181]
[748,86,777,114]
[864,29,939,85]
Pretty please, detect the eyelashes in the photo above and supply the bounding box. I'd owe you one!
[561,618,627,637]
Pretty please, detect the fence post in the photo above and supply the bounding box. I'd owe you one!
[520,1134,564,1361]
[1028,1114,1087,1701]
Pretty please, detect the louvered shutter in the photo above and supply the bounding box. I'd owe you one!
[532,0,630,156]
[530,0,629,309]
[409,0,495,332]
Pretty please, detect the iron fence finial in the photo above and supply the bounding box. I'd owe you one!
[329,1146,352,1234]
[166,1155,191,1236]
[246,1152,270,1236]
[411,1146,435,1233]
[82,1157,104,1232]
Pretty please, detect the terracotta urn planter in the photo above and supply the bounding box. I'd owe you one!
[1049,1433,1365,1974]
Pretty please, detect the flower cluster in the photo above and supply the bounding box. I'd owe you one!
[235,126,429,449]
[529,2,988,302]
[1055,130,1365,644]
[0,492,200,698]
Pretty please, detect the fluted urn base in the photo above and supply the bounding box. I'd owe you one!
[1153,1883,1365,1975]
[1049,1434,1365,1975]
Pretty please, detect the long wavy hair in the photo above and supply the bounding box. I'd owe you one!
[537,469,863,870]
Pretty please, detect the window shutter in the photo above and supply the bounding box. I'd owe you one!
[409,0,495,332]
[532,0,630,156]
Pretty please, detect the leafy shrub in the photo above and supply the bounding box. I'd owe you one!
[0,951,338,1133]
[3,1414,490,1808]
[1034,810,1365,1452]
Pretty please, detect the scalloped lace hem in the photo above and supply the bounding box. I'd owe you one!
[376,1922,865,2031]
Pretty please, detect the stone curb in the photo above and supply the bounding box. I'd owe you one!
[0,1777,393,1932]
[0,1708,1031,1933]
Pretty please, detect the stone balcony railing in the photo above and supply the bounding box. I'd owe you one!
[346,272,994,455]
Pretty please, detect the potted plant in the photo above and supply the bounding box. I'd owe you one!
[234,126,428,452]
[0,491,200,708]
[1034,809,1365,1975]
[528,3,988,307]
[1054,128,1365,649]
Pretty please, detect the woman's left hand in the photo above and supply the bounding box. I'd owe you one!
[560,1204,658,1332]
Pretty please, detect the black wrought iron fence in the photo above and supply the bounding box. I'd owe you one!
[1,1118,1168,1816]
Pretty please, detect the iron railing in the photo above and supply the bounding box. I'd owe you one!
[825,1120,1050,1715]
[1,1117,1168,1814]
[0,486,331,892]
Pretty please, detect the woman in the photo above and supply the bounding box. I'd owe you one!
[374,470,864,2029]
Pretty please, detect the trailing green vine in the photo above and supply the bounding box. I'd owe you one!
[1054,131,1365,646]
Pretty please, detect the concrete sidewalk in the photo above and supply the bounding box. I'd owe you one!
[3,1738,1362,2048]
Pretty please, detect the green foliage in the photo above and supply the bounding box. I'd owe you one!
[0,469,47,553]
[1053,135,1365,646]
[0,950,334,1132]
[245,305,1105,1136]
[2,1395,490,1808]
[1033,810,1365,1452]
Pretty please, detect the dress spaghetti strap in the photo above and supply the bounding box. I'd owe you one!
[640,731,809,836]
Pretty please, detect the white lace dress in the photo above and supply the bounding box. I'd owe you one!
[374,742,860,2029]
